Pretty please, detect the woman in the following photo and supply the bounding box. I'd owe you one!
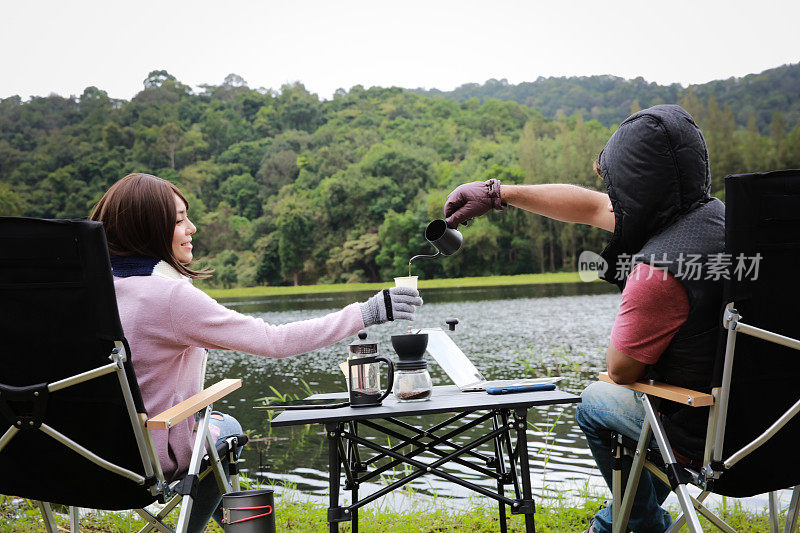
[90,173,422,532]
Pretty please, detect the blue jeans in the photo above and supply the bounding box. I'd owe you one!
[575,382,673,533]
[186,411,243,533]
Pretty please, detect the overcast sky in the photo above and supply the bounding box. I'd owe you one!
[3,0,798,101]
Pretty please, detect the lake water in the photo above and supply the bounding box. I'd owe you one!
[205,282,782,512]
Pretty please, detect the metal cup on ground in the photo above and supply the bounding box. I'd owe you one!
[221,489,276,533]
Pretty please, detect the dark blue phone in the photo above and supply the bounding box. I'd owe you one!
[485,383,557,395]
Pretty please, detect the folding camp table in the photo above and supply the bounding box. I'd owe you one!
[271,385,580,532]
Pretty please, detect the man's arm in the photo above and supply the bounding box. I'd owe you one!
[605,342,647,384]
[500,184,615,232]
[605,264,691,385]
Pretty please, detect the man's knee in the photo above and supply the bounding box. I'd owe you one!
[580,381,616,405]
[576,381,649,445]
[577,381,616,417]
[575,381,639,428]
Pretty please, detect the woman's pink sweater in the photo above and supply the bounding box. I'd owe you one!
[113,268,364,479]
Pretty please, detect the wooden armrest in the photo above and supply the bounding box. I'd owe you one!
[147,378,242,430]
[598,372,713,407]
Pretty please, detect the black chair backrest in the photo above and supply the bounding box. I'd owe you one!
[0,217,154,509]
[714,170,800,497]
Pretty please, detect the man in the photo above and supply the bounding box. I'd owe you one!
[444,105,725,533]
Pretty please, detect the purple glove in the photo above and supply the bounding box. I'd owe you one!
[444,178,505,228]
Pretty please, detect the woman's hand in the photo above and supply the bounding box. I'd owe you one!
[360,287,423,327]
[444,178,505,228]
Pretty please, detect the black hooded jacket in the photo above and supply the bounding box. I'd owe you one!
[598,105,725,458]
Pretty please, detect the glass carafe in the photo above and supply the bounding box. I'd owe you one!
[391,333,432,402]
[394,366,433,402]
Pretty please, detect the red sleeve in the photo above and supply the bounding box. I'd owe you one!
[610,263,690,365]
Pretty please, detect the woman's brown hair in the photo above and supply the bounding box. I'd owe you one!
[90,173,211,279]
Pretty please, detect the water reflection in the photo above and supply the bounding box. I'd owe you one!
[218,281,615,313]
[206,282,620,505]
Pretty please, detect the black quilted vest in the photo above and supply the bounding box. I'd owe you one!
[597,105,724,458]
[635,199,725,392]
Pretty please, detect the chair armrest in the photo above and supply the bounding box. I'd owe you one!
[146,378,242,430]
[598,372,713,407]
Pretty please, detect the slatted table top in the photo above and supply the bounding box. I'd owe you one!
[270,385,580,427]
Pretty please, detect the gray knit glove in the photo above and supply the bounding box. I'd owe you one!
[359,287,423,327]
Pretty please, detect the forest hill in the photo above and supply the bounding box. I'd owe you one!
[1,68,799,288]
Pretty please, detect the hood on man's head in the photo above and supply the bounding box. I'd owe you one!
[598,104,711,278]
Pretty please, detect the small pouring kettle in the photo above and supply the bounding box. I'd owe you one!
[347,331,394,408]
[410,219,463,263]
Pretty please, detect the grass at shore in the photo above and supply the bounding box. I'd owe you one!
[1,494,782,532]
[202,272,583,300]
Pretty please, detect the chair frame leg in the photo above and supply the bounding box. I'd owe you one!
[230,441,241,493]
[174,405,235,532]
[35,501,58,533]
[612,441,622,523]
[69,505,80,533]
[639,395,704,532]
[205,426,232,497]
[785,486,800,533]
[612,419,653,533]
[769,491,781,533]
[175,406,214,533]
[135,507,175,533]
[28,416,244,533]
[691,495,737,533]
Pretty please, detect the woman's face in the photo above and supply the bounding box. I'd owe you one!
[172,194,196,264]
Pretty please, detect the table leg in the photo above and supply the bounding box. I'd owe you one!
[327,422,342,533]
[514,409,536,533]
[493,412,508,533]
[352,479,359,533]
[350,422,359,533]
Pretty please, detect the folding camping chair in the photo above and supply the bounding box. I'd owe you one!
[0,217,248,533]
[598,169,800,533]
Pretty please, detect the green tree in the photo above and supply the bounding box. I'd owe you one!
[143,70,177,89]
[197,202,251,256]
[740,113,769,171]
[519,121,546,182]
[276,198,313,285]
[327,233,381,282]
[770,110,788,168]
[220,173,261,219]
[376,210,428,280]
[360,142,435,204]
[276,83,324,132]
[0,182,25,215]
[155,123,183,169]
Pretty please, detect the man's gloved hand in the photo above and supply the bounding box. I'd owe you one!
[360,287,423,327]
[444,178,505,228]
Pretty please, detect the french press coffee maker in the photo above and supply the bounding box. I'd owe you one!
[348,330,394,407]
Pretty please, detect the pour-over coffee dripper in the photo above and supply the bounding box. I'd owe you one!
[391,333,433,402]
